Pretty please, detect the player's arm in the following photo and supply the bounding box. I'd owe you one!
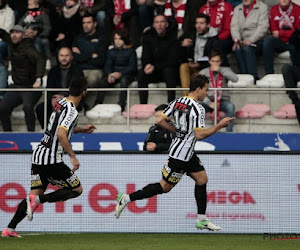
[74,124,96,133]
[57,127,80,172]
[194,117,235,140]
[157,113,176,133]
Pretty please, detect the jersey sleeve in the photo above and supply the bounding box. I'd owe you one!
[194,104,205,130]
[59,106,78,131]
[162,99,177,120]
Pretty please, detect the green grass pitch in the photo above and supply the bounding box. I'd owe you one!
[1,233,300,250]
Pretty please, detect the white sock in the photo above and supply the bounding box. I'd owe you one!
[198,214,207,221]
[124,194,131,204]
[34,195,41,205]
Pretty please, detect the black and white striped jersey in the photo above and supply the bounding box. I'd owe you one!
[32,98,78,165]
[162,96,205,162]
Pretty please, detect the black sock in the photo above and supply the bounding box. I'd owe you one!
[195,184,207,214]
[7,199,27,229]
[129,183,163,202]
[39,189,80,203]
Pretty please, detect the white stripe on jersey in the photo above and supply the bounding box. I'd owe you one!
[163,96,205,162]
[32,98,78,165]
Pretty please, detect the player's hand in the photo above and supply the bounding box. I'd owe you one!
[146,142,157,151]
[71,156,80,172]
[218,117,235,128]
[83,124,96,133]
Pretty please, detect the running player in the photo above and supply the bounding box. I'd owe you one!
[115,74,234,231]
[2,77,96,237]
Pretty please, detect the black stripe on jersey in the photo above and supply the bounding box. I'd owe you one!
[193,104,200,128]
[185,136,196,161]
[169,138,182,157]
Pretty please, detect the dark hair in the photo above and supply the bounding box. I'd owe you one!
[209,49,224,61]
[190,74,209,92]
[82,12,97,23]
[196,13,210,25]
[153,14,167,22]
[69,77,88,96]
[155,104,168,112]
[112,28,130,46]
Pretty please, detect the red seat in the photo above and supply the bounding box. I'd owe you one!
[123,104,157,119]
[236,104,270,119]
[273,104,296,119]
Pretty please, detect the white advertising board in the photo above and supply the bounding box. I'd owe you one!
[0,153,299,233]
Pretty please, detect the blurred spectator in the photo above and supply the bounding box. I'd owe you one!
[199,49,238,132]
[0,0,14,98]
[95,29,137,112]
[138,14,179,104]
[227,0,242,7]
[143,104,175,152]
[106,0,141,47]
[36,47,84,129]
[7,0,27,22]
[164,0,206,37]
[179,13,220,95]
[263,0,300,74]
[72,12,107,111]
[81,0,106,34]
[231,0,269,81]
[199,0,234,66]
[54,0,82,49]
[282,27,300,124]
[18,0,52,60]
[0,25,46,131]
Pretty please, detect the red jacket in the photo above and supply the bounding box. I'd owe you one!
[269,3,300,42]
[199,0,233,40]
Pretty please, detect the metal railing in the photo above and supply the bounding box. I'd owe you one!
[0,87,297,132]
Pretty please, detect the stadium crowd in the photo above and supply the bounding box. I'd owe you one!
[0,0,300,131]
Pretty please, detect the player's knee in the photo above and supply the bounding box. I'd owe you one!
[73,186,83,196]
[161,183,174,193]
[196,176,208,186]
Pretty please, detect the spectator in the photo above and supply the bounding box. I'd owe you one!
[143,104,175,152]
[199,49,238,132]
[231,0,269,81]
[7,0,27,22]
[282,28,300,124]
[179,13,220,95]
[0,25,46,132]
[54,0,82,49]
[263,0,300,74]
[95,29,137,112]
[164,0,206,37]
[199,0,234,66]
[72,12,107,111]
[105,0,141,47]
[0,0,14,98]
[227,0,242,7]
[138,14,179,104]
[18,0,52,61]
[81,0,106,34]
[36,47,84,129]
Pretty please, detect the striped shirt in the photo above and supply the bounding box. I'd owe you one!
[164,0,187,30]
[32,98,78,165]
[162,96,205,161]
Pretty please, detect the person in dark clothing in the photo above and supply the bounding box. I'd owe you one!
[72,12,107,110]
[105,0,141,47]
[95,28,137,112]
[179,13,221,95]
[143,104,175,152]
[54,0,82,49]
[0,25,46,132]
[36,47,84,129]
[282,28,300,125]
[138,14,180,104]
[7,0,27,22]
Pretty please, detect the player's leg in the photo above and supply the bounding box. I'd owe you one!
[27,163,82,221]
[115,159,182,218]
[189,170,221,231]
[2,163,47,237]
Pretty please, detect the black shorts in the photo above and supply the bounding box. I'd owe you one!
[161,154,205,185]
[31,162,81,190]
